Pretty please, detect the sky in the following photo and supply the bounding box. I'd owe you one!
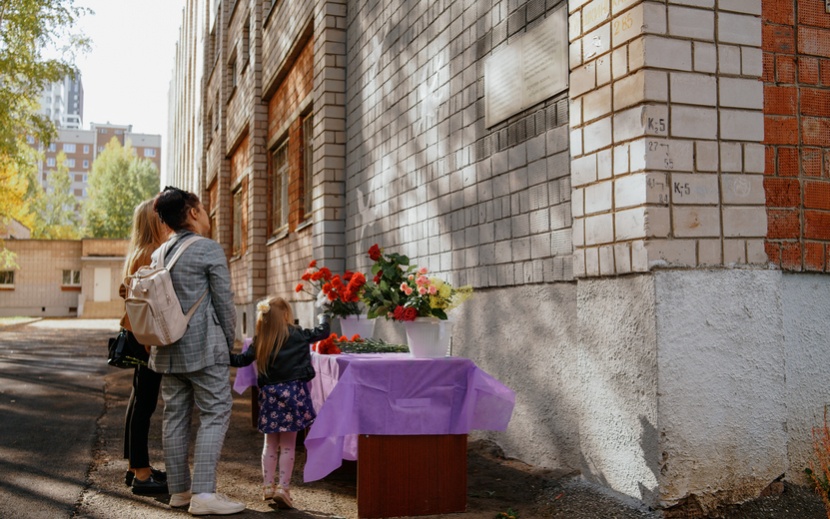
[69,0,186,140]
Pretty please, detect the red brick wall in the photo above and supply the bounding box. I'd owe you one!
[763,0,830,271]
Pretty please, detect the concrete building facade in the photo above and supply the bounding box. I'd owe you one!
[0,239,127,319]
[168,0,830,513]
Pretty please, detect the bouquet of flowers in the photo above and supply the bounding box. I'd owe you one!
[311,334,409,354]
[295,260,367,318]
[361,244,473,321]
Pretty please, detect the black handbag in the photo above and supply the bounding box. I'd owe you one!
[107,329,148,369]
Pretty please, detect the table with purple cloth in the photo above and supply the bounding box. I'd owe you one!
[303,352,516,483]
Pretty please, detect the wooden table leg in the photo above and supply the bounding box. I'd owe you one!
[250,389,258,428]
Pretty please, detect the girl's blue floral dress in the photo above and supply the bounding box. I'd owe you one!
[257,380,316,433]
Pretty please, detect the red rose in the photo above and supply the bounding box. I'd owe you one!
[373,272,382,283]
[295,283,304,293]
[309,259,317,268]
[393,305,418,321]
[368,244,381,261]
[301,272,311,281]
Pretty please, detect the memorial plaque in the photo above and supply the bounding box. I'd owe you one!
[485,8,569,128]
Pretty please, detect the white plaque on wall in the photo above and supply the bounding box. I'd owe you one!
[485,8,569,128]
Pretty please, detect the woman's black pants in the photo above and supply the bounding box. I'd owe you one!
[122,333,162,469]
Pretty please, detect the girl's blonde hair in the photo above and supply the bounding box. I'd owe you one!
[254,296,295,376]
[122,199,168,279]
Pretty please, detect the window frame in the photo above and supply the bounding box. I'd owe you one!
[0,270,15,288]
[301,112,314,220]
[61,269,81,287]
[232,187,243,256]
[270,140,289,235]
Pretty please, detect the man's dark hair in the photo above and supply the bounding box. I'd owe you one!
[153,186,201,231]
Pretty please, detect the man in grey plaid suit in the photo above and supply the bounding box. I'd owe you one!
[149,187,244,516]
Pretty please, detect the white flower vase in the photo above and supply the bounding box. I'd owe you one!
[339,314,376,340]
[403,318,453,358]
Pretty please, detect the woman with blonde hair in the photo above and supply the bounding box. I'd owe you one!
[120,198,170,494]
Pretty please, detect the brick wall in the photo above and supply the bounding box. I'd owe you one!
[344,0,572,286]
[763,0,830,271]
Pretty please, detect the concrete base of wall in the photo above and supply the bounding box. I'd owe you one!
[0,307,77,318]
[446,270,830,514]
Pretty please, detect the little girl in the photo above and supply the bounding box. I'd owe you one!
[230,296,329,508]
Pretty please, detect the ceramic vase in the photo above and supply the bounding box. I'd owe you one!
[403,318,453,358]
[339,314,376,340]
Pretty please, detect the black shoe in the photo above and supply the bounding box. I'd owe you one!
[131,475,169,495]
[125,468,166,487]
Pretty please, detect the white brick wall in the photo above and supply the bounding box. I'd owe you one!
[570,0,766,277]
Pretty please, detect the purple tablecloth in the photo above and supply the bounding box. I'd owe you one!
[303,352,516,482]
[232,338,256,394]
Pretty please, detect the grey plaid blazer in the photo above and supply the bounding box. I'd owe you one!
[148,230,237,374]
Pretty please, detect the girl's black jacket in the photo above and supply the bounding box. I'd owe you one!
[230,321,330,387]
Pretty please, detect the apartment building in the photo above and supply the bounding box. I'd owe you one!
[34,123,162,202]
[168,0,830,513]
[39,72,84,130]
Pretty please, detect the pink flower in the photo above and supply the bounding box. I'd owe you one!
[408,274,415,281]
[418,267,428,275]
[400,283,413,296]
[428,286,437,295]
[418,287,427,295]
[416,275,429,286]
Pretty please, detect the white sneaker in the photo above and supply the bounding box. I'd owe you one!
[188,493,245,516]
[170,490,191,508]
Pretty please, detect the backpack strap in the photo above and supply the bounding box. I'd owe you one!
[185,289,209,320]
[166,235,210,320]
[163,235,204,270]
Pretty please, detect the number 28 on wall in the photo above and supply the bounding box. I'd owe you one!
[613,13,634,36]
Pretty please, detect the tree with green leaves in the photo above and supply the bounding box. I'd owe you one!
[0,0,90,266]
[31,151,81,239]
[83,138,160,238]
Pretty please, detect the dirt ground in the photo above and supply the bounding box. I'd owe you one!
[84,364,829,519]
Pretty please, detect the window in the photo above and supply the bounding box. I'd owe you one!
[232,188,243,255]
[243,18,251,66]
[302,113,314,218]
[83,173,88,182]
[230,54,238,88]
[144,148,156,157]
[83,145,90,153]
[26,135,35,144]
[271,141,289,232]
[48,143,56,152]
[63,143,76,153]
[98,146,104,152]
[0,270,14,287]
[46,157,56,167]
[66,158,75,168]
[99,128,107,134]
[83,160,89,169]
[62,270,81,286]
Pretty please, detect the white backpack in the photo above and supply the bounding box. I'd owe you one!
[124,235,208,347]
